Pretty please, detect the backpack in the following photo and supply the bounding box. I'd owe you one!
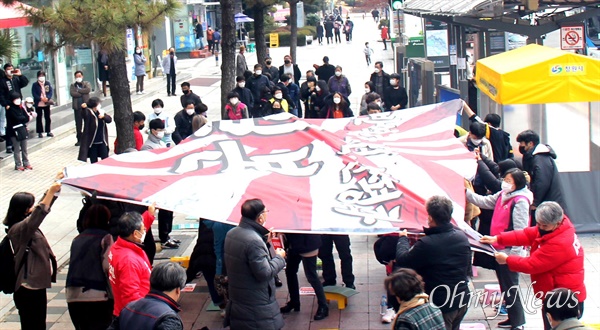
[226,103,245,120]
[0,234,32,294]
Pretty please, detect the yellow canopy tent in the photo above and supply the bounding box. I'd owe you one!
[476,44,600,104]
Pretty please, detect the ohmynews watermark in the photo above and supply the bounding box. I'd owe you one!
[428,281,580,318]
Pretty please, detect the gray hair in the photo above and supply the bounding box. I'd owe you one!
[117,212,143,238]
[150,262,187,292]
[535,202,564,225]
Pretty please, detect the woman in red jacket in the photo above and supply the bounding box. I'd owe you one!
[481,201,586,330]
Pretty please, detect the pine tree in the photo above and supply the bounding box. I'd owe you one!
[220,0,236,119]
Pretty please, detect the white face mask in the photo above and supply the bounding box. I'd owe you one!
[335,71,342,77]
[390,79,397,86]
[238,82,246,88]
[156,131,165,139]
[5,69,12,76]
[186,109,195,116]
[26,103,33,108]
[374,68,380,73]
[137,230,146,243]
[75,77,83,83]
[154,107,162,114]
[13,99,21,106]
[333,97,341,104]
[38,76,46,83]
[365,88,370,93]
[230,98,238,104]
[501,181,514,194]
[470,137,483,146]
[96,104,102,111]
[376,100,382,106]
[274,93,282,100]
[316,86,321,92]
[255,70,262,75]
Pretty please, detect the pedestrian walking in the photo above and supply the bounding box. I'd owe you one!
[134,46,147,95]
[223,199,287,330]
[381,25,389,50]
[213,28,221,53]
[333,20,342,43]
[97,50,109,97]
[4,177,62,330]
[363,42,374,66]
[162,47,177,96]
[207,27,214,52]
[324,17,334,44]
[66,204,114,330]
[344,18,353,41]
[194,20,204,50]
[32,70,54,138]
[78,97,112,163]
[316,21,324,45]
[6,93,33,171]
[70,70,91,146]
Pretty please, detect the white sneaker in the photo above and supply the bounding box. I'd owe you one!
[381,308,396,323]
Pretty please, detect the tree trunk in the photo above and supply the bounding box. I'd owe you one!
[289,0,299,63]
[221,0,237,119]
[108,49,134,154]
[254,6,268,66]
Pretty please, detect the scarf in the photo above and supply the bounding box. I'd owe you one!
[392,293,430,328]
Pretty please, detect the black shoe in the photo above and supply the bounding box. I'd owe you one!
[74,142,80,146]
[161,240,179,249]
[38,133,43,138]
[314,305,329,320]
[322,281,336,287]
[168,93,171,96]
[47,132,54,137]
[497,319,512,328]
[172,93,177,96]
[280,301,300,313]
[345,284,356,290]
[274,275,283,287]
[6,146,13,154]
[170,238,182,244]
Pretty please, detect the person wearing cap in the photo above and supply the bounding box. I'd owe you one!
[78,97,112,163]
[383,73,408,111]
[236,45,248,78]
[313,56,336,83]
[264,56,280,84]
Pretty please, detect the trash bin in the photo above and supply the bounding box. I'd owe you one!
[306,35,313,45]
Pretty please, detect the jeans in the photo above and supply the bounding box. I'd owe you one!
[68,300,113,330]
[10,136,29,167]
[88,143,108,163]
[14,286,47,330]
[73,107,83,143]
[136,75,144,92]
[35,105,51,133]
[496,263,526,327]
[442,305,469,330]
[285,253,328,307]
[158,209,174,243]
[318,234,354,286]
[166,74,176,95]
[196,37,204,50]
[383,38,388,50]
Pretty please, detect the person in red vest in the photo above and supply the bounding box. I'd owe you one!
[381,25,389,50]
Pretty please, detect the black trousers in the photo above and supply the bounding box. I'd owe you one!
[68,300,113,330]
[496,263,526,327]
[166,74,176,95]
[158,209,174,243]
[318,234,354,286]
[14,286,47,330]
[334,31,341,43]
[88,143,108,163]
[73,108,83,143]
[35,105,51,133]
[383,38,387,50]
[443,305,469,330]
[136,75,144,92]
[285,253,328,307]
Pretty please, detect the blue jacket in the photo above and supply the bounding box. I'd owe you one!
[31,80,53,105]
[112,290,183,330]
[134,53,147,76]
[204,220,235,275]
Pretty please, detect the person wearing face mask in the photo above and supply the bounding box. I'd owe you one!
[383,73,408,111]
[516,129,567,223]
[179,81,204,108]
[247,64,271,110]
[1,63,29,153]
[278,55,302,84]
[109,262,186,330]
[264,56,280,84]
[467,168,532,330]
[276,74,298,115]
[321,92,353,118]
[4,176,62,329]
[32,70,54,138]
[145,99,174,147]
[232,76,254,109]
[462,102,514,162]
[134,46,147,95]
[236,45,248,78]
[172,102,196,145]
[327,66,352,98]
[269,87,290,113]
[141,119,167,150]
[70,70,91,146]
[78,97,112,163]
[481,202,585,330]
[360,81,376,114]
[162,47,177,96]
[224,91,249,120]
[108,211,153,317]
[6,93,33,170]
[459,121,494,161]
[113,110,146,153]
[223,199,287,330]
[370,61,390,96]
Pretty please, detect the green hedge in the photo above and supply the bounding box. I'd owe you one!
[265,27,316,47]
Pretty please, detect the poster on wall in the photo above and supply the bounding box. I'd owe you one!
[424,20,449,69]
[173,16,194,52]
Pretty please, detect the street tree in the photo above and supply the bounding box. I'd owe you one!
[245,0,279,66]
[287,0,299,63]
[0,30,19,60]
[220,0,236,119]
[23,0,179,153]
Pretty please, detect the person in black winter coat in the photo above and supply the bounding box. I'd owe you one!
[179,82,204,108]
[0,63,29,152]
[320,92,353,118]
[305,80,330,119]
[280,234,329,320]
[232,76,254,109]
[383,73,408,111]
[252,86,274,118]
[247,64,272,109]
[264,56,280,84]
[369,61,391,97]
[173,103,196,144]
[463,102,514,162]
[324,18,334,44]
[313,56,336,83]
[394,196,471,330]
[186,220,222,307]
[278,55,302,84]
[517,130,567,221]
[6,93,33,170]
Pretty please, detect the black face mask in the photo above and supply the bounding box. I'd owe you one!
[284,60,291,64]
[538,227,553,236]
[183,90,190,94]
[138,124,145,130]
[266,61,272,65]
[519,146,528,155]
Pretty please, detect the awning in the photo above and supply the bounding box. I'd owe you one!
[402,0,498,16]
[0,1,33,29]
[476,44,600,104]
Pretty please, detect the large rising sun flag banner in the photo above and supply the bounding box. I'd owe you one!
[62,100,492,252]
